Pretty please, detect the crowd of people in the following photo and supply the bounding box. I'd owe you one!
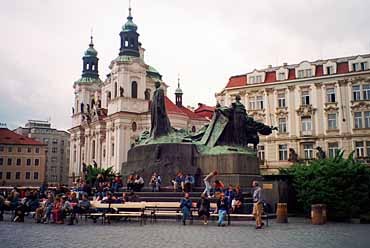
[0,170,265,229]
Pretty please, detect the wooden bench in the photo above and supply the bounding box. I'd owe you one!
[89,202,146,225]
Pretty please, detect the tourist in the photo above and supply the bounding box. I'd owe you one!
[126,175,135,191]
[52,196,63,224]
[36,193,54,223]
[0,194,5,221]
[172,172,182,192]
[134,175,144,192]
[203,170,218,197]
[214,180,225,198]
[180,192,192,225]
[61,196,73,225]
[149,172,159,192]
[78,194,91,214]
[156,173,162,192]
[252,181,264,229]
[215,193,229,227]
[232,185,243,214]
[197,193,210,224]
[184,174,195,193]
[112,175,123,192]
[224,184,235,209]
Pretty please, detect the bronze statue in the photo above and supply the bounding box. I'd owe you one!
[200,95,275,149]
[150,81,171,139]
[316,146,326,159]
[288,148,298,162]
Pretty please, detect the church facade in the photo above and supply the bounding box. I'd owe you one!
[69,8,211,179]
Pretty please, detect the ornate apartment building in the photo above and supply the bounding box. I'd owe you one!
[69,7,211,179]
[216,54,370,174]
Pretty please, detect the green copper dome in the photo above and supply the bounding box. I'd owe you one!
[122,7,137,32]
[84,46,97,57]
[122,18,138,32]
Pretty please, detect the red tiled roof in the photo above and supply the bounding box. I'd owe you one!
[164,96,208,121]
[0,128,43,145]
[194,103,215,119]
[225,75,246,88]
[265,71,276,83]
[316,65,323,77]
[337,62,349,74]
[195,103,215,113]
[164,96,187,117]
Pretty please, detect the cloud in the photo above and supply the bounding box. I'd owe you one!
[1,0,369,130]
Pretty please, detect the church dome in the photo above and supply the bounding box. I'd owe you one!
[84,45,98,57]
[122,17,138,32]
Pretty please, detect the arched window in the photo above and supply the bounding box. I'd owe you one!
[114,82,118,97]
[192,126,196,132]
[124,39,129,47]
[144,89,151,100]
[131,81,138,98]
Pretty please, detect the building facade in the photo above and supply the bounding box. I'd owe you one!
[0,128,46,186]
[69,7,210,180]
[216,54,370,174]
[14,120,70,185]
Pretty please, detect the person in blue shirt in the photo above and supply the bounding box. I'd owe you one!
[224,184,235,209]
[216,193,229,227]
[180,192,192,225]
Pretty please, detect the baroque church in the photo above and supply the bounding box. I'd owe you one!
[69,7,213,178]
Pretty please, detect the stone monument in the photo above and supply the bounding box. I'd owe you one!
[122,90,275,188]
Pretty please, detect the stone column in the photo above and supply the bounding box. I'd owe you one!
[314,82,324,136]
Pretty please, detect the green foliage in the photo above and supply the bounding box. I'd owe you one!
[85,165,116,186]
[281,151,370,220]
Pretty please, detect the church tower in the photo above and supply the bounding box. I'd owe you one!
[119,6,140,57]
[82,36,99,78]
[175,76,183,107]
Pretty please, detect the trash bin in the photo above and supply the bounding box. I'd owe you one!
[311,204,327,225]
[276,203,288,223]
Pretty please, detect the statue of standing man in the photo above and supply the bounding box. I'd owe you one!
[150,81,172,139]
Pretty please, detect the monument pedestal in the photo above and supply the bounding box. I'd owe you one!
[123,143,261,188]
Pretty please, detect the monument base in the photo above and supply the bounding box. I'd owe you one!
[123,143,261,188]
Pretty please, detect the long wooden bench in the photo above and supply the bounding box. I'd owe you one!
[89,202,146,225]
[88,201,270,226]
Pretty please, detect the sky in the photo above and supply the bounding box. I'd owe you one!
[0,0,370,131]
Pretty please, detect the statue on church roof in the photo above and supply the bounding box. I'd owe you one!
[150,81,172,139]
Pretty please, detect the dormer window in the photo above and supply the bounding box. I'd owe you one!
[305,69,312,77]
[256,75,262,83]
[326,66,333,75]
[297,70,304,78]
[249,76,255,84]
[278,72,285,81]
[353,63,360,72]
[361,62,368,71]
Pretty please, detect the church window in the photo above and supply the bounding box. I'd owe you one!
[131,81,138,98]
[92,64,95,70]
[130,38,135,47]
[92,140,96,159]
[114,82,118,97]
[125,39,129,47]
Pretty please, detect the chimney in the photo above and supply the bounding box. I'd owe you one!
[283,62,288,67]
[267,65,272,69]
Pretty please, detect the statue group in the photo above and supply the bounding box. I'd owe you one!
[149,82,275,149]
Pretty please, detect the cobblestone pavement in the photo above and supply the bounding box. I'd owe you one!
[0,216,370,248]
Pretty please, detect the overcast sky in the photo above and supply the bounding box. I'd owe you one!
[1,0,369,131]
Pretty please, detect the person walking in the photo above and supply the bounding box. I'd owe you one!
[252,181,264,229]
[203,170,218,197]
[197,193,211,224]
[180,193,192,225]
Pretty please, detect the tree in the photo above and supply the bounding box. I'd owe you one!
[85,165,116,186]
[281,151,370,220]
